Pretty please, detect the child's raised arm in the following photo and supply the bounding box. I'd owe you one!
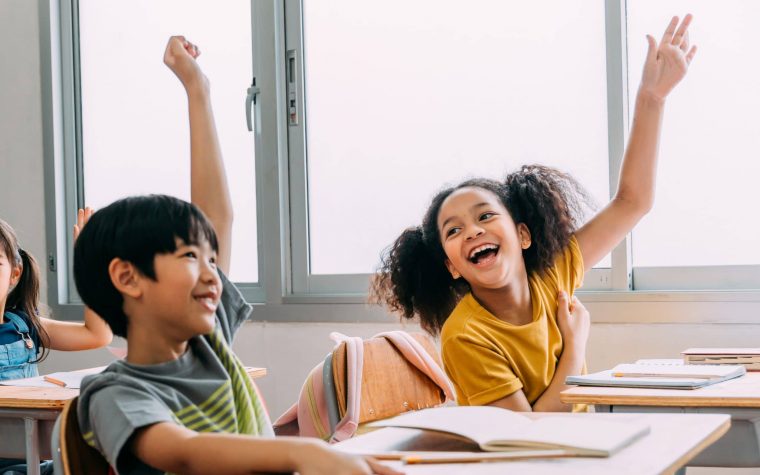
[42,208,113,350]
[575,15,698,269]
[163,36,233,275]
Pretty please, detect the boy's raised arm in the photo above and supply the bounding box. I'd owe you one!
[163,36,233,274]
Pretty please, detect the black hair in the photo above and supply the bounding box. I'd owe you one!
[371,165,593,335]
[73,194,219,338]
[0,219,50,362]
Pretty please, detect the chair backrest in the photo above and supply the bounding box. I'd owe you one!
[273,331,455,443]
[54,396,110,475]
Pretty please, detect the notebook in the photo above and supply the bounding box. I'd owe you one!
[683,348,760,371]
[0,366,105,389]
[365,406,650,457]
[566,362,746,389]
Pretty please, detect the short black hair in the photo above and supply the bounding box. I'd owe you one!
[74,194,219,337]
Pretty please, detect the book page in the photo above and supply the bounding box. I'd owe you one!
[369,406,532,448]
[485,416,650,455]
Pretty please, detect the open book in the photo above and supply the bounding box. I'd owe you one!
[366,406,649,457]
[683,348,760,370]
[566,362,746,389]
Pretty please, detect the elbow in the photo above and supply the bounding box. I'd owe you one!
[612,191,654,219]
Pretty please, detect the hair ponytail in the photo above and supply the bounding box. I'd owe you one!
[1,220,50,362]
[504,164,594,274]
[371,226,465,335]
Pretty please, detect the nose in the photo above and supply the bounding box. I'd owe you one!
[464,223,485,241]
[200,259,219,283]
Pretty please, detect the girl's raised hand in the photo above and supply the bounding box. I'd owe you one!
[639,14,698,102]
[73,207,94,242]
[163,35,207,90]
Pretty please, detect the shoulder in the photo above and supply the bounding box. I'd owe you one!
[215,270,253,341]
[533,235,584,292]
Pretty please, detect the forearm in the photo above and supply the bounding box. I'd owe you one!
[614,91,665,211]
[532,345,586,412]
[185,82,233,273]
[42,308,112,351]
[154,433,315,475]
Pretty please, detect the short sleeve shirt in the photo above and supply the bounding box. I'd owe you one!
[441,236,584,406]
[78,271,272,475]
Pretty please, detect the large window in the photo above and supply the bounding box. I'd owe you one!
[42,0,760,320]
[627,1,760,289]
[289,0,613,294]
[75,0,259,286]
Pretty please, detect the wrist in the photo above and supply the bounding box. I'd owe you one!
[290,439,326,471]
[636,88,666,108]
[184,76,210,98]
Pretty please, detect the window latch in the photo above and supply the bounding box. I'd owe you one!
[246,78,260,132]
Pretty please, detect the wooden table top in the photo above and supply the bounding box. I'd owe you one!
[561,371,760,408]
[336,412,730,474]
[0,366,267,410]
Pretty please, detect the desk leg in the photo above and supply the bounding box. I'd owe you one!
[24,417,41,475]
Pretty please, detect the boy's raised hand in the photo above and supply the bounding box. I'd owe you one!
[163,36,207,90]
[639,14,698,102]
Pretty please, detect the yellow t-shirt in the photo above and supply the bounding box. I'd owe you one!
[440,235,584,407]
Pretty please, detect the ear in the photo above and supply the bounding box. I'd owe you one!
[108,258,143,299]
[9,265,22,288]
[444,259,461,280]
[517,223,532,250]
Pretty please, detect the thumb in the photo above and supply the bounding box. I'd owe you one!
[645,34,657,64]
[557,291,569,313]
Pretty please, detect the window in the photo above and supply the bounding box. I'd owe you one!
[62,0,261,300]
[288,0,614,294]
[627,1,760,289]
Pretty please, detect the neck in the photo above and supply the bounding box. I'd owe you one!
[471,271,533,325]
[125,325,189,365]
[0,299,6,322]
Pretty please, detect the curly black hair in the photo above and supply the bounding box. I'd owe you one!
[370,165,593,335]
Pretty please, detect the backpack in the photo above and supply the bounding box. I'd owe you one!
[273,331,455,443]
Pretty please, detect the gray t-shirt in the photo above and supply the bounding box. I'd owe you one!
[78,271,273,475]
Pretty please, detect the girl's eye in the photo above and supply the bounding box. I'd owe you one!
[446,227,461,238]
[480,212,495,221]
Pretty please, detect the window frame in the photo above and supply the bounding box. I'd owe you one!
[38,0,760,324]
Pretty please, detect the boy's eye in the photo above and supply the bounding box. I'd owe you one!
[183,251,197,259]
[479,212,495,221]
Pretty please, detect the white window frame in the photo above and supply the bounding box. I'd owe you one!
[38,0,760,323]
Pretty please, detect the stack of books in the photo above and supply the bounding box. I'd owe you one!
[682,348,760,371]
[565,361,746,389]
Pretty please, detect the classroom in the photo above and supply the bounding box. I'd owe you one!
[2,0,760,474]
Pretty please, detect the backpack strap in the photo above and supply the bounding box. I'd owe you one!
[374,331,456,403]
[329,332,363,443]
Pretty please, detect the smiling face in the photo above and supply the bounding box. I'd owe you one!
[437,187,531,291]
[137,238,222,340]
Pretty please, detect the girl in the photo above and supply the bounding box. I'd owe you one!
[0,209,113,381]
[372,15,697,412]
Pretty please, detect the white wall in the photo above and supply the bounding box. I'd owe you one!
[3,2,759,473]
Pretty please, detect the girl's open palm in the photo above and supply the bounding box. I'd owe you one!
[640,14,697,101]
[73,207,94,242]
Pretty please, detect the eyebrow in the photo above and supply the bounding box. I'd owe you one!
[440,202,491,230]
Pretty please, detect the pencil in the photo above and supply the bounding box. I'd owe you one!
[43,375,67,387]
[402,449,571,464]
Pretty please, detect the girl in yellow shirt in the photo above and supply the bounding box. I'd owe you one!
[372,15,697,412]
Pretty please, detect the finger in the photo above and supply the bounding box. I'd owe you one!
[645,35,657,65]
[557,291,569,314]
[685,45,698,64]
[77,208,85,230]
[671,14,693,47]
[680,30,690,53]
[366,457,404,475]
[660,16,679,45]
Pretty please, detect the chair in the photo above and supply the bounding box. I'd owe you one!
[52,396,110,475]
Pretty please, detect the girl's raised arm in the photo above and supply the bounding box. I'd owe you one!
[43,208,113,351]
[575,15,697,269]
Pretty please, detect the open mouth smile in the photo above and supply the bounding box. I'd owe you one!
[468,243,500,266]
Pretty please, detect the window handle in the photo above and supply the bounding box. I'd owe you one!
[246,78,260,132]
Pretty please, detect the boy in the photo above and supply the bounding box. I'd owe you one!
[73,36,400,475]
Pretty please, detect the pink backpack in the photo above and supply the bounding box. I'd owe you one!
[273,331,455,443]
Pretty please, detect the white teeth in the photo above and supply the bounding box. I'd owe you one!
[469,244,498,259]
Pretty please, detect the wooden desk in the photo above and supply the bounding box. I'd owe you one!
[0,366,267,475]
[561,372,760,468]
[336,413,729,475]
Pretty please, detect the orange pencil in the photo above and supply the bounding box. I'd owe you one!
[43,375,67,387]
